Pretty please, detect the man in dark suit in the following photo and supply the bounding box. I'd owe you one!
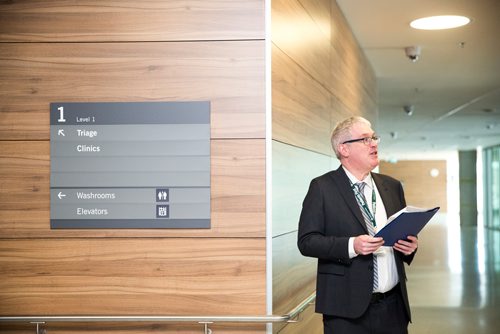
[298,116,418,334]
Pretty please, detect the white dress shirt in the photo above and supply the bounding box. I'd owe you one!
[343,167,399,293]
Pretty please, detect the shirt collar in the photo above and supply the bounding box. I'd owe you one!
[342,166,373,189]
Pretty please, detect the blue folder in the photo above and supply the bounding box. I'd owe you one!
[375,206,440,246]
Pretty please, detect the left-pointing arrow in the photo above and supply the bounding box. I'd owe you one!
[58,192,66,199]
[58,129,65,136]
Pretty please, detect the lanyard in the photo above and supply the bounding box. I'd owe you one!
[351,178,377,227]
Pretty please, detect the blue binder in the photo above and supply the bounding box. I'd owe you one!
[375,206,440,246]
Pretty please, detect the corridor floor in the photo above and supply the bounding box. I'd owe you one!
[407,213,500,334]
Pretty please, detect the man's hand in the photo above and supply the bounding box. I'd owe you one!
[393,235,418,255]
[354,235,384,255]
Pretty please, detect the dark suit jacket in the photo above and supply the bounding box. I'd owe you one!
[297,167,414,320]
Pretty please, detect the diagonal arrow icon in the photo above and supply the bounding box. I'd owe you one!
[58,129,65,136]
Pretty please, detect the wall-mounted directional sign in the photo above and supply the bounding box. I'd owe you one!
[50,102,210,229]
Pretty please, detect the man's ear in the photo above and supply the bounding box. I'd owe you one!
[338,143,349,158]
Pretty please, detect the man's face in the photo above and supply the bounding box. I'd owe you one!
[343,122,379,172]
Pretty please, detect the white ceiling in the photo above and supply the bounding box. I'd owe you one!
[336,0,500,160]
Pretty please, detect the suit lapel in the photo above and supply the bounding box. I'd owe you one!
[330,167,368,233]
[372,173,399,217]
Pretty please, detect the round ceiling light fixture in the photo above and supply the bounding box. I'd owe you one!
[410,15,471,30]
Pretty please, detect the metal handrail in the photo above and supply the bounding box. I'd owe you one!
[0,292,316,333]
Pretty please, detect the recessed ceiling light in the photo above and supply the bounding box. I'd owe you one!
[410,15,471,30]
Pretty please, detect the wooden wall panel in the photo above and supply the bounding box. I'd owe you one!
[379,160,448,212]
[0,41,265,141]
[0,0,264,42]
[272,45,331,155]
[330,1,377,123]
[0,139,265,238]
[272,0,377,155]
[0,2,266,330]
[299,0,332,39]
[0,238,266,315]
[272,0,331,89]
[0,323,267,334]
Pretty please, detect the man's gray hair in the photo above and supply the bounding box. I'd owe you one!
[331,116,372,159]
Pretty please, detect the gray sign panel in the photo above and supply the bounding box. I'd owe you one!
[50,102,211,229]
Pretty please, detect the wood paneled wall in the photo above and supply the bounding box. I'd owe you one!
[271,1,377,333]
[272,0,377,156]
[380,160,448,212]
[1,0,380,332]
[0,1,266,333]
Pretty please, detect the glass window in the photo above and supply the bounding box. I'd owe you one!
[483,145,500,229]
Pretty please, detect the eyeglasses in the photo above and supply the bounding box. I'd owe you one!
[342,135,381,145]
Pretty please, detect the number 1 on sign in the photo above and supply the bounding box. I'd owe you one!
[57,106,66,123]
